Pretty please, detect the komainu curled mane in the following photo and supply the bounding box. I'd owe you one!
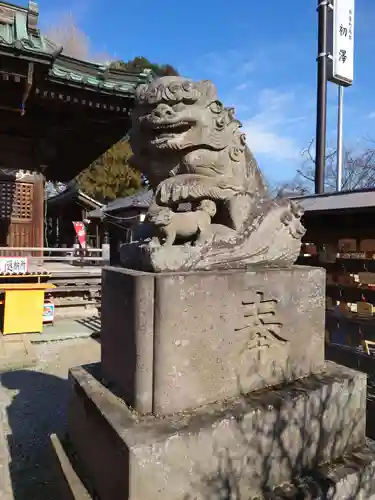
[123,76,305,272]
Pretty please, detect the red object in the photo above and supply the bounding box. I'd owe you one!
[72,222,87,248]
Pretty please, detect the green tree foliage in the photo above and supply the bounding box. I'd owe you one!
[46,14,180,202]
[111,56,179,77]
[76,140,142,203]
[77,57,179,202]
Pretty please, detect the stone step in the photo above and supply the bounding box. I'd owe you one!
[50,426,375,500]
[53,360,370,500]
[265,439,375,499]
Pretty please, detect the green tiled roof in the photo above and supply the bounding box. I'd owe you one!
[0,1,58,57]
[0,1,153,95]
[48,60,152,96]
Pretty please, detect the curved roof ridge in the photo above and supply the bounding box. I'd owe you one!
[0,1,154,95]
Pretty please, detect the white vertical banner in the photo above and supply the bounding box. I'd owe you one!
[327,0,355,86]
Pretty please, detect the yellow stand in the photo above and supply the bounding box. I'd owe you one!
[0,282,55,335]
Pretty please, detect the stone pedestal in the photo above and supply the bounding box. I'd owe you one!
[100,266,325,414]
[51,266,375,500]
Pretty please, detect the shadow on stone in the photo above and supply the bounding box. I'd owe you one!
[182,362,372,499]
[60,359,374,500]
[1,370,69,500]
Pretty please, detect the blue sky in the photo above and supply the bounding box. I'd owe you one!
[31,0,375,184]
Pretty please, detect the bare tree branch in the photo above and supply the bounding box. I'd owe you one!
[281,138,375,195]
[45,13,111,63]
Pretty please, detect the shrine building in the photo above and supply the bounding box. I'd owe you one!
[0,0,151,249]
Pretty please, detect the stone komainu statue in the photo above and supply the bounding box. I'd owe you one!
[123,76,305,272]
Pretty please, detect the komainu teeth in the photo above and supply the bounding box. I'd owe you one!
[153,121,191,130]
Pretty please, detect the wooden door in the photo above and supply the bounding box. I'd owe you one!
[0,172,44,252]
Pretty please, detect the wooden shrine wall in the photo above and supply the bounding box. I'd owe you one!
[0,172,44,250]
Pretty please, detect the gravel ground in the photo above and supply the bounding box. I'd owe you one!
[0,338,100,500]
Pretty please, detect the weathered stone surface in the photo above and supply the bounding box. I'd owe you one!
[265,440,375,499]
[51,437,375,500]
[122,76,305,272]
[101,265,325,415]
[65,362,367,500]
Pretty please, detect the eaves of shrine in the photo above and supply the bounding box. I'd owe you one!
[0,0,154,182]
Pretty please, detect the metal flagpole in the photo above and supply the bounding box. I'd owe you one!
[315,0,329,194]
[336,85,344,192]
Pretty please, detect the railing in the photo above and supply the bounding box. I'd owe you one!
[0,245,110,266]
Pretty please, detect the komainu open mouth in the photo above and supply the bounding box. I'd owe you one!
[151,120,193,135]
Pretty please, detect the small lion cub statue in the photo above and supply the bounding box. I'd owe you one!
[151,199,217,246]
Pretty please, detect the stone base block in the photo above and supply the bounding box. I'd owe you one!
[101,265,325,414]
[59,361,367,500]
[51,437,375,500]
